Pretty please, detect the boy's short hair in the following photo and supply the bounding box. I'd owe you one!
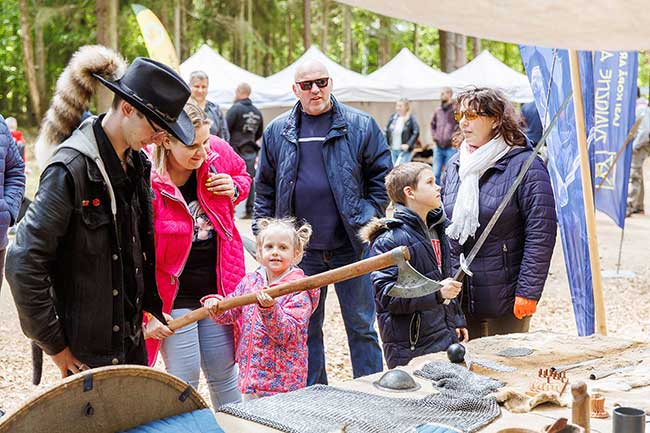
[385,162,433,205]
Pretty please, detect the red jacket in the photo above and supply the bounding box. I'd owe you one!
[146,135,251,365]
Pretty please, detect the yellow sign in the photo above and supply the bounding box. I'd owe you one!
[131,4,180,72]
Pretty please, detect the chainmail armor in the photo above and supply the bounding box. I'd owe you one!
[221,368,501,433]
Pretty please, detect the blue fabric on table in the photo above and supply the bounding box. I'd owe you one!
[416,423,461,433]
[120,408,224,433]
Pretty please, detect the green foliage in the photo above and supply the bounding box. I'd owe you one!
[2,0,648,125]
[0,0,29,122]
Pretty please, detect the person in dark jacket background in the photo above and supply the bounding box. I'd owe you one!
[362,162,466,369]
[189,70,230,142]
[255,59,391,385]
[431,87,458,185]
[226,82,263,219]
[385,98,419,165]
[0,115,25,292]
[443,87,556,339]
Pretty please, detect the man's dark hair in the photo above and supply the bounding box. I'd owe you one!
[111,94,123,110]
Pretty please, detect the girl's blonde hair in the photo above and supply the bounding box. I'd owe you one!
[152,98,211,175]
[256,217,312,263]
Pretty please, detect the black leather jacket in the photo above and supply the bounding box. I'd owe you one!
[7,120,164,367]
[385,113,420,151]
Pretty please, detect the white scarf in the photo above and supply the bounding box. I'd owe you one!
[446,135,510,245]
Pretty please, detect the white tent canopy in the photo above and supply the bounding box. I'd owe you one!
[336,0,650,50]
[369,48,466,100]
[264,46,400,106]
[179,44,284,106]
[449,50,533,103]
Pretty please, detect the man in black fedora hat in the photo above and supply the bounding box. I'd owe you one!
[7,46,195,378]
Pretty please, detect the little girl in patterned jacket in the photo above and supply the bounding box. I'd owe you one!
[203,218,318,399]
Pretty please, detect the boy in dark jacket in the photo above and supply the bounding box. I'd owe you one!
[361,162,467,369]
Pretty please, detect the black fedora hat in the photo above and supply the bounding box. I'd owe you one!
[93,57,195,145]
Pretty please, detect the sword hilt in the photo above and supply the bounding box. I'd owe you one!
[444,253,472,305]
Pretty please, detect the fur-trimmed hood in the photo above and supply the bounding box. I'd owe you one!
[35,45,127,169]
[359,205,446,243]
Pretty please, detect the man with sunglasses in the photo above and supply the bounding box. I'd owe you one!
[431,87,459,185]
[255,60,392,385]
[7,47,195,378]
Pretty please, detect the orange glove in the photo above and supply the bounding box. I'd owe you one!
[513,296,537,320]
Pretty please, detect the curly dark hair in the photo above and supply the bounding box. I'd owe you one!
[453,87,527,148]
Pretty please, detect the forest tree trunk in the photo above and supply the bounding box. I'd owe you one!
[320,0,329,53]
[439,30,456,72]
[343,5,351,68]
[95,0,118,112]
[174,0,181,60]
[303,0,312,49]
[472,36,481,58]
[18,0,42,121]
[378,16,390,66]
[454,33,467,69]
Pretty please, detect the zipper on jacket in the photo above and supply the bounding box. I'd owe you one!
[198,189,232,241]
[502,243,509,273]
[159,190,193,295]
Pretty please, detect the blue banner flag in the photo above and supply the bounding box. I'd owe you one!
[591,51,638,228]
[519,46,595,335]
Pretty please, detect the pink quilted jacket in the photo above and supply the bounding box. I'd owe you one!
[145,135,251,366]
[204,267,320,396]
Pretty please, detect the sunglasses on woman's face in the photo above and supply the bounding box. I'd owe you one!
[295,77,330,91]
[454,109,487,122]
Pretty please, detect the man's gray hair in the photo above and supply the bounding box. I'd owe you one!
[189,70,209,83]
[236,82,252,95]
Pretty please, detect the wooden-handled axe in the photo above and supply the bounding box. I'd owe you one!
[168,246,428,331]
[388,92,573,301]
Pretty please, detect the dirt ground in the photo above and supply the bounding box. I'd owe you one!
[1,161,649,414]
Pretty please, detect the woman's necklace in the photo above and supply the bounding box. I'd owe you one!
[119,152,129,170]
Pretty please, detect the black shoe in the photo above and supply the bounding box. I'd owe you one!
[241,212,253,220]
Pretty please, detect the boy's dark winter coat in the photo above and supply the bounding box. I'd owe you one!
[363,205,466,369]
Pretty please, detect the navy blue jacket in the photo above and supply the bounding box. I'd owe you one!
[255,97,392,254]
[0,116,25,249]
[363,205,466,369]
[442,145,557,319]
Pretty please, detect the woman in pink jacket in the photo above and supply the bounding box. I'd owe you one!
[203,218,319,399]
[144,101,251,408]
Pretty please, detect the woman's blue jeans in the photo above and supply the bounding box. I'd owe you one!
[161,308,242,409]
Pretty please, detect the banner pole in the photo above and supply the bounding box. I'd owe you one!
[568,50,607,335]
[616,228,625,274]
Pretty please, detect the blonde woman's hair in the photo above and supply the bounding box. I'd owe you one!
[397,97,411,117]
[152,99,211,175]
[256,217,312,263]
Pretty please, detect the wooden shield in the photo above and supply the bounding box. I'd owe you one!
[0,365,209,433]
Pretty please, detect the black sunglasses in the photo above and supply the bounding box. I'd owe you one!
[295,77,330,91]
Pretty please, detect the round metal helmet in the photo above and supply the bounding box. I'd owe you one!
[373,369,421,392]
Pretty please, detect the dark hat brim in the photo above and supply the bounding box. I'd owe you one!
[94,74,195,145]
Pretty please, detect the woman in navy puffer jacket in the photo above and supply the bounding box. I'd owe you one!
[442,88,556,339]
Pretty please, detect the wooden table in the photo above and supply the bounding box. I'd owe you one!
[216,331,650,433]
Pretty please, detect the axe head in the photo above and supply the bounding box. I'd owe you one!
[387,252,443,298]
